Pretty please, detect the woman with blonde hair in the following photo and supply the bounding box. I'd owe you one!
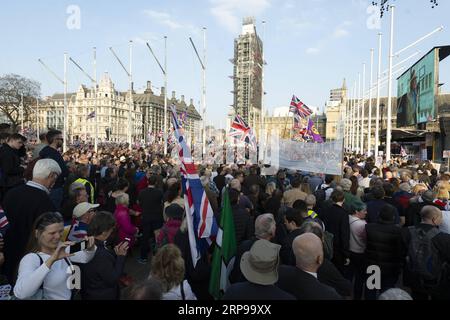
[411,183,428,198]
[14,212,96,300]
[149,244,196,300]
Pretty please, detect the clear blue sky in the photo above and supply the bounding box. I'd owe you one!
[1,0,449,128]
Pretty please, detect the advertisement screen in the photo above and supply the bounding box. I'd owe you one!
[397,49,437,127]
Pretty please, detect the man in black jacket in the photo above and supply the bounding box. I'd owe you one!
[39,130,69,211]
[365,204,406,300]
[280,206,304,265]
[2,158,60,284]
[320,190,350,275]
[403,205,450,300]
[137,175,163,263]
[82,211,128,300]
[0,133,26,202]
[228,189,253,246]
[277,233,342,300]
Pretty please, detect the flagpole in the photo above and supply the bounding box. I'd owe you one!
[349,86,353,151]
[202,27,207,160]
[63,52,68,154]
[36,97,39,141]
[356,73,361,154]
[386,5,395,163]
[94,47,98,153]
[368,48,374,157]
[375,32,382,158]
[128,40,133,150]
[164,36,168,156]
[351,82,356,152]
[361,63,366,155]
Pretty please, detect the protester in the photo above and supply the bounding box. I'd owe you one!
[277,233,342,300]
[2,159,60,284]
[149,244,196,300]
[81,211,128,300]
[13,212,96,300]
[39,130,69,210]
[223,239,295,300]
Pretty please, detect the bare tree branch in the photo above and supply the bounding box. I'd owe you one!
[0,74,41,132]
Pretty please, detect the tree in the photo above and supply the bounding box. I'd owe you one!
[0,74,41,132]
[372,1,439,17]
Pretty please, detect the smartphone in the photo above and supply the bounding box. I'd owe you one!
[69,240,87,254]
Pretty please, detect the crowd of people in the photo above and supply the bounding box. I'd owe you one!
[1,122,450,300]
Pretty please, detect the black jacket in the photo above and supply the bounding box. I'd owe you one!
[2,184,55,283]
[280,229,303,266]
[81,240,126,300]
[0,143,24,188]
[320,204,350,259]
[223,281,295,300]
[138,187,164,223]
[277,265,343,300]
[365,222,406,277]
[227,205,253,246]
[230,237,258,284]
[317,259,352,297]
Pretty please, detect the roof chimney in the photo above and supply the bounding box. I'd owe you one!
[172,91,176,100]
[181,95,185,103]
[160,86,166,97]
[144,81,153,94]
[190,98,194,106]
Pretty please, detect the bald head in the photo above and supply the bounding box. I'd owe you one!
[292,233,323,273]
[420,205,442,226]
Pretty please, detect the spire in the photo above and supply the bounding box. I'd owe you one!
[342,78,347,90]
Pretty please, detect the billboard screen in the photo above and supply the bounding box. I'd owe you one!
[397,49,438,127]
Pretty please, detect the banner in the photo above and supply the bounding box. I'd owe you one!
[277,139,343,175]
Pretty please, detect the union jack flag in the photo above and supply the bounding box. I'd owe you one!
[170,104,219,267]
[66,220,88,242]
[0,207,9,235]
[290,95,313,118]
[229,115,257,150]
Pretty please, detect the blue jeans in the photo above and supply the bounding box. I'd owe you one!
[49,187,64,211]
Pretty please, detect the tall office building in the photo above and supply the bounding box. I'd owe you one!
[232,17,263,134]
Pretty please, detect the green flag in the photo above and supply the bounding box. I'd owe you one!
[209,189,237,300]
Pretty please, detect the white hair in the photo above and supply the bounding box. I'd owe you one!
[33,158,61,180]
[255,213,276,239]
[115,193,129,206]
[378,288,412,300]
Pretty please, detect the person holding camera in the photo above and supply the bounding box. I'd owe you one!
[81,211,128,300]
[13,212,96,300]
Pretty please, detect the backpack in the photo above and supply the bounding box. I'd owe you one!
[406,226,443,289]
[323,230,334,260]
[314,185,330,207]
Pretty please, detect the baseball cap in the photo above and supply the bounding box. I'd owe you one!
[73,202,99,219]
